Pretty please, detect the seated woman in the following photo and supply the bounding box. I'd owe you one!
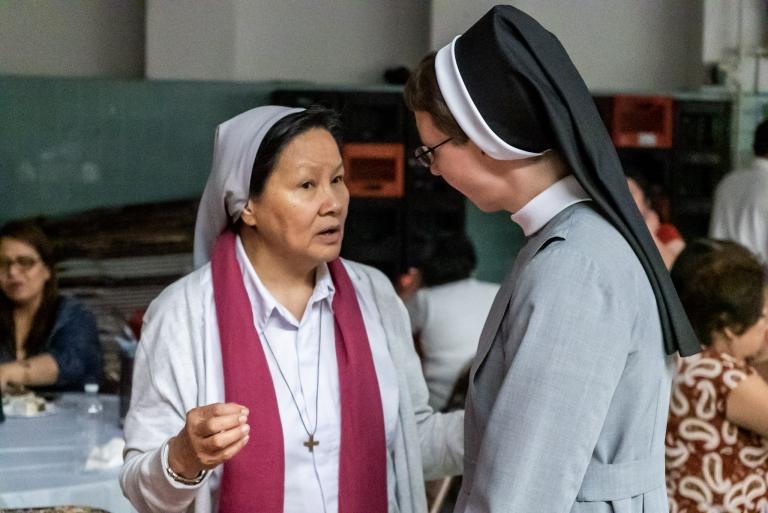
[666,239,768,513]
[0,221,102,392]
[120,106,463,513]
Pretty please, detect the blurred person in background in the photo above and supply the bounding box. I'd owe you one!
[625,172,685,268]
[0,221,102,392]
[404,233,498,411]
[666,239,768,513]
[711,119,768,265]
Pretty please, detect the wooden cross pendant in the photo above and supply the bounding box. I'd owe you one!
[303,434,319,453]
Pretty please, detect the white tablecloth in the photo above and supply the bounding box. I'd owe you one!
[0,393,136,513]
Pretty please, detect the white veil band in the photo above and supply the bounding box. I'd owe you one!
[193,106,305,268]
[435,36,544,161]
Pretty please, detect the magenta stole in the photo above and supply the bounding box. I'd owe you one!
[211,231,388,513]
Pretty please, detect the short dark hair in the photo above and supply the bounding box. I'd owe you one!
[249,106,342,198]
[671,238,766,345]
[403,52,468,143]
[753,119,768,157]
[0,221,60,358]
[421,233,477,287]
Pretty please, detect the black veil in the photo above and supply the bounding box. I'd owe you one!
[444,5,698,356]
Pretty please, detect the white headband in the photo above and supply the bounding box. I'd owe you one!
[435,35,544,161]
[193,106,304,268]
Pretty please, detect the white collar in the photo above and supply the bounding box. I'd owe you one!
[235,234,335,329]
[510,175,591,236]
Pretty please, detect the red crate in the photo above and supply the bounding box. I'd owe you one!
[611,95,673,149]
[342,143,404,198]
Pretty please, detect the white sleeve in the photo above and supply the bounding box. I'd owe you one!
[404,289,428,335]
[119,290,212,513]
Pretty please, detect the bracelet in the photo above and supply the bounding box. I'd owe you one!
[163,442,207,486]
[165,462,207,486]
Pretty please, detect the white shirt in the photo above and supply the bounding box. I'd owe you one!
[151,237,400,513]
[710,157,768,265]
[234,237,399,513]
[121,255,465,513]
[511,175,591,236]
[406,278,499,410]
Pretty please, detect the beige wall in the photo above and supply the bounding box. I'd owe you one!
[430,0,704,92]
[6,0,762,93]
[146,0,431,84]
[0,0,145,78]
[145,0,236,81]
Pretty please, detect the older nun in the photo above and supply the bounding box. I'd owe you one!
[120,105,462,513]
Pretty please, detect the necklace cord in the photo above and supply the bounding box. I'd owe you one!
[261,301,328,513]
[260,302,323,439]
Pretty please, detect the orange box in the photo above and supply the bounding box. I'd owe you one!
[611,95,673,149]
[342,143,404,198]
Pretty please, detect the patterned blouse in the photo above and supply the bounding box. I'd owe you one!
[666,347,768,513]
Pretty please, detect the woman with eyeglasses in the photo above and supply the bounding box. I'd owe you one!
[0,221,102,392]
[403,5,700,512]
[666,239,768,513]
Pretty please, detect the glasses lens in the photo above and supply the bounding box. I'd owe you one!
[17,257,38,270]
[414,146,432,168]
[0,256,39,273]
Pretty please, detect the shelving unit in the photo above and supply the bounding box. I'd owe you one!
[595,93,732,239]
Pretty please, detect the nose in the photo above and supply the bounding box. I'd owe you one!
[2,264,19,278]
[319,184,347,216]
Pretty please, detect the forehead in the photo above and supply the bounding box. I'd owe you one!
[273,128,341,172]
[414,111,448,144]
[0,237,38,256]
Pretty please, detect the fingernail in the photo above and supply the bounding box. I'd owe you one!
[241,424,250,434]
[241,408,249,415]
[243,435,250,444]
[238,415,247,423]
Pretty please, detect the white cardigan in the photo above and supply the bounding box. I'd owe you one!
[120,259,463,513]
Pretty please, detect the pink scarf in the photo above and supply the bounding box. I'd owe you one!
[211,230,388,513]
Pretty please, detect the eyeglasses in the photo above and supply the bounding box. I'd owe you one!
[0,256,41,274]
[414,137,453,167]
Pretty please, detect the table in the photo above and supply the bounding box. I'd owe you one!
[0,394,136,513]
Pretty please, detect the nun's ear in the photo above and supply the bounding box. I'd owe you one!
[240,200,258,228]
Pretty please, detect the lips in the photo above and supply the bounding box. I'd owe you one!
[318,225,340,235]
[316,226,342,243]
[2,281,25,298]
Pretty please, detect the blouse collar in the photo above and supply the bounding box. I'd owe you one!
[234,234,335,329]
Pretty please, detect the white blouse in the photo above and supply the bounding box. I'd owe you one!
[121,248,464,513]
[233,236,399,513]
